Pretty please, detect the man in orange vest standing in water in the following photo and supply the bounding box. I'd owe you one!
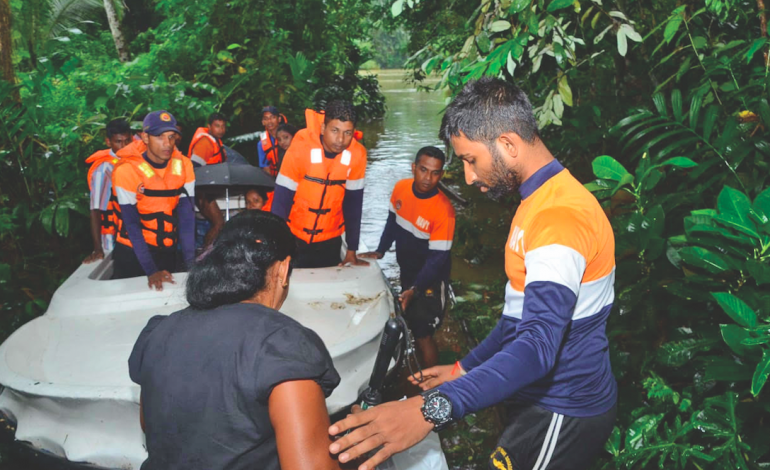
[83,118,133,264]
[271,101,369,268]
[112,111,196,290]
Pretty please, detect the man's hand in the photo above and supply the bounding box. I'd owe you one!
[358,251,383,260]
[329,396,433,470]
[147,270,175,291]
[399,288,415,311]
[83,249,105,264]
[408,364,461,390]
[340,250,370,267]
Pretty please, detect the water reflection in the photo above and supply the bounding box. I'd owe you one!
[359,70,446,284]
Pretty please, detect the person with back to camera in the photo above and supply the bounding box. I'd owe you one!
[128,210,343,470]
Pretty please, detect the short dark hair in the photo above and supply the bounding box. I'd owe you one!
[186,211,296,310]
[106,118,131,138]
[439,77,539,146]
[415,146,446,166]
[324,100,356,126]
[208,112,227,125]
[277,123,298,136]
[247,186,269,202]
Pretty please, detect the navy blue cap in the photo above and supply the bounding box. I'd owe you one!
[143,110,180,136]
[261,106,279,116]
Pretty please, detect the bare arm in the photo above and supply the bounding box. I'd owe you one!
[83,210,104,263]
[269,380,341,470]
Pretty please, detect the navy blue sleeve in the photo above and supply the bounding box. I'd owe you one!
[177,197,195,268]
[119,204,158,276]
[257,141,268,168]
[375,211,397,254]
[459,317,507,372]
[412,250,450,291]
[343,189,363,252]
[438,281,577,419]
[270,185,295,220]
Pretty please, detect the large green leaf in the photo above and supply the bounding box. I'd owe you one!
[717,186,754,230]
[704,356,755,382]
[592,156,630,181]
[712,292,758,328]
[689,94,703,130]
[656,156,698,169]
[702,105,719,143]
[625,413,664,450]
[547,0,575,12]
[746,260,770,286]
[652,92,668,117]
[679,246,732,274]
[671,89,683,122]
[54,205,70,238]
[751,350,770,396]
[720,324,759,357]
[754,187,770,222]
[657,338,718,367]
[509,0,530,14]
[663,7,686,44]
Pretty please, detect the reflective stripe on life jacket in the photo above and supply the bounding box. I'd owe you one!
[188,127,225,166]
[85,149,119,235]
[113,155,190,249]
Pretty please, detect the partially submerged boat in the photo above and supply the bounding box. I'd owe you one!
[0,245,447,469]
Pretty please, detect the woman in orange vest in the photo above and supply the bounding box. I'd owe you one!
[112,110,196,291]
[271,101,369,269]
[257,106,287,178]
[188,113,227,167]
[83,119,133,264]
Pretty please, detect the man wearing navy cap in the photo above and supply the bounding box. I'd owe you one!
[112,110,196,290]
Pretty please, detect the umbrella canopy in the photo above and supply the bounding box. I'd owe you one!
[194,162,275,189]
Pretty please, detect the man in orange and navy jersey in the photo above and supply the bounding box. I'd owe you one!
[83,118,133,264]
[329,78,617,470]
[112,110,196,291]
[271,101,369,268]
[361,146,455,367]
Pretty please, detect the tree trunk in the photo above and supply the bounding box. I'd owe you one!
[0,0,16,86]
[103,0,130,62]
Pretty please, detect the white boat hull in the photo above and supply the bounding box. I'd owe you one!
[0,242,446,469]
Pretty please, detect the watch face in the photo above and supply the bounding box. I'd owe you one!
[425,395,452,422]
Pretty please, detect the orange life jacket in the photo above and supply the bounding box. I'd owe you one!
[262,191,274,212]
[283,109,366,244]
[188,127,225,165]
[85,149,119,236]
[113,147,191,249]
[261,131,281,178]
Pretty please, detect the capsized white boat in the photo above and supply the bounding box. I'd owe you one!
[0,243,448,469]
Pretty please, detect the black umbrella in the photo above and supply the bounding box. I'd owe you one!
[194,162,275,220]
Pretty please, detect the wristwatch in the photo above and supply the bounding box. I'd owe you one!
[420,389,454,432]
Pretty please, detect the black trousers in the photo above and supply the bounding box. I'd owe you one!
[112,242,177,279]
[295,236,342,269]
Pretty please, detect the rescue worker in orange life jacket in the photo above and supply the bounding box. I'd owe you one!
[361,146,455,367]
[188,113,228,248]
[188,112,227,167]
[257,106,287,178]
[83,118,133,264]
[112,111,196,291]
[271,100,369,268]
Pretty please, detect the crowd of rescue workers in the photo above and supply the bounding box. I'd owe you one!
[85,78,619,470]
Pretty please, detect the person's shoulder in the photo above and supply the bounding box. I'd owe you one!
[85,148,112,164]
[179,153,195,172]
[393,178,412,195]
[435,191,456,217]
[349,138,367,157]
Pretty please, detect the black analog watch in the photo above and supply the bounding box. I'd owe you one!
[420,389,454,432]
